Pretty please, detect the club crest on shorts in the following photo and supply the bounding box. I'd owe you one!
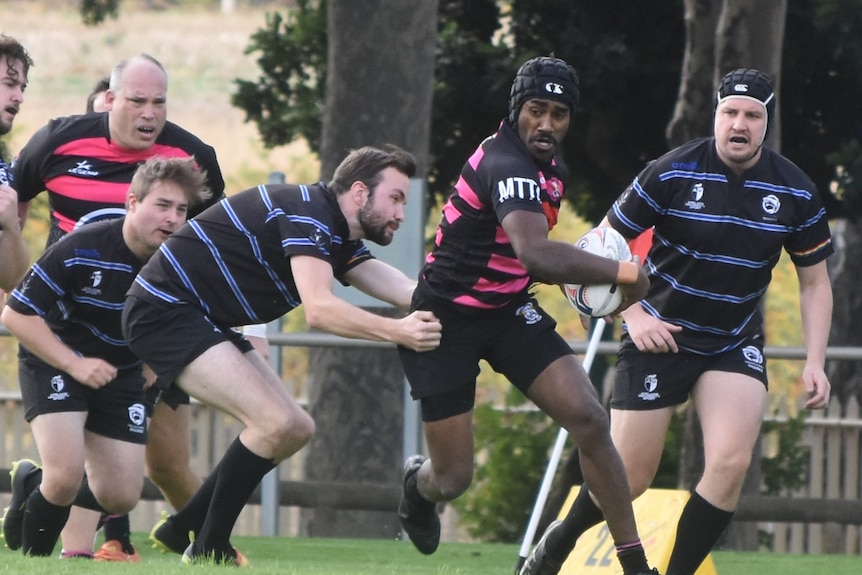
[742,345,765,373]
[638,373,661,401]
[515,301,542,325]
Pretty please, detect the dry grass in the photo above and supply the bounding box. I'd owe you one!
[3,1,319,192]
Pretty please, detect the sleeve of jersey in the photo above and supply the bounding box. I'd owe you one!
[607,161,663,237]
[784,191,834,267]
[6,243,69,317]
[11,124,53,202]
[199,144,226,200]
[333,241,374,286]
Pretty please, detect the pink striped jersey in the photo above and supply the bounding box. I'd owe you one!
[421,121,568,310]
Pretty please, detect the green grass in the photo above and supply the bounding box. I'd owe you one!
[0,536,859,575]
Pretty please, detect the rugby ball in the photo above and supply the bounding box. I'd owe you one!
[563,227,632,317]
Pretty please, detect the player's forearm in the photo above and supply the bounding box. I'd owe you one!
[799,279,832,368]
[0,308,80,372]
[303,295,400,344]
[0,230,29,292]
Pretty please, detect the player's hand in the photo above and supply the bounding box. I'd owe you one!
[801,363,830,410]
[142,363,157,389]
[621,303,682,353]
[68,357,118,389]
[0,184,20,230]
[397,310,442,352]
[614,256,649,315]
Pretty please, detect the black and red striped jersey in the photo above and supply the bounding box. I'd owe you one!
[13,112,224,246]
[420,120,568,310]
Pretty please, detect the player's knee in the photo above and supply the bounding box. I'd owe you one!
[626,471,652,499]
[264,407,315,455]
[435,466,473,501]
[145,459,186,490]
[708,451,751,482]
[40,467,85,506]
[566,402,611,446]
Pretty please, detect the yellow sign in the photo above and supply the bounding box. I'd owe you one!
[558,486,717,575]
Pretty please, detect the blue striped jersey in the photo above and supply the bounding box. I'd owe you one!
[607,137,833,354]
[128,182,373,328]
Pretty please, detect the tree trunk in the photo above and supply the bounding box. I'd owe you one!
[714,0,786,149]
[825,219,862,404]
[301,0,438,538]
[665,0,721,147]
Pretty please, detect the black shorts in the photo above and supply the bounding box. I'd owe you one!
[398,288,574,422]
[610,333,769,410]
[18,356,148,444]
[122,296,253,408]
[144,384,191,417]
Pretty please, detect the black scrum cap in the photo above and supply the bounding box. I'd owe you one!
[508,56,580,125]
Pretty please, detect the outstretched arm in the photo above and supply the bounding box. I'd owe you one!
[342,258,417,311]
[292,255,440,352]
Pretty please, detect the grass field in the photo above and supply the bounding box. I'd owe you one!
[0,536,859,575]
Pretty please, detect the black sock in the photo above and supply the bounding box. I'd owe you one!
[72,476,107,513]
[666,491,734,575]
[545,484,604,562]
[194,437,275,554]
[103,514,134,554]
[616,541,650,575]
[22,488,71,557]
[171,458,225,536]
[405,467,433,508]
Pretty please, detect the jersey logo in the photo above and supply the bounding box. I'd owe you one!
[0,159,13,186]
[761,194,780,216]
[685,182,705,210]
[68,160,100,177]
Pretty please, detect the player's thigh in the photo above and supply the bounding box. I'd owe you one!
[178,341,299,428]
[526,354,607,435]
[693,370,766,463]
[609,406,674,495]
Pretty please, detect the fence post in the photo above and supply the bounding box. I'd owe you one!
[259,171,286,536]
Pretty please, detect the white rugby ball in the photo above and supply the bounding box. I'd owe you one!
[563,226,632,317]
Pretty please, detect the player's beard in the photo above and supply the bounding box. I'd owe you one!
[358,200,394,246]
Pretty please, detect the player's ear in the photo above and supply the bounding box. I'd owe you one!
[349,181,368,206]
[126,192,137,212]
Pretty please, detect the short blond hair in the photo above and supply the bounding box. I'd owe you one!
[128,157,211,209]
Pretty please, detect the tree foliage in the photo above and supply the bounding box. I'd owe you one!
[80,0,119,26]
[75,1,862,221]
[231,1,327,153]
